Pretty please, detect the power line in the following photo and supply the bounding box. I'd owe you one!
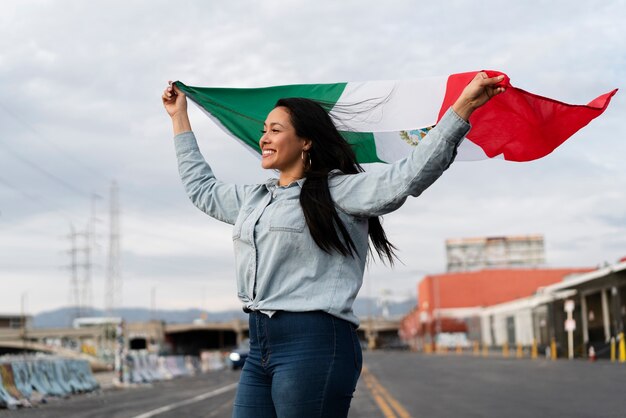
[0,104,182,210]
[0,139,90,197]
[0,103,104,180]
[1,103,217,249]
[1,174,221,276]
[0,174,77,222]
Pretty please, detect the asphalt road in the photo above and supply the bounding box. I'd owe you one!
[2,351,625,417]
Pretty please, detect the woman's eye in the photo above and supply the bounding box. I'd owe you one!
[272,129,279,133]
[260,130,267,134]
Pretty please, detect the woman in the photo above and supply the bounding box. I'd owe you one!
[162,72,504,418]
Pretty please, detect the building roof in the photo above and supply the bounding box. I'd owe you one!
[418,268,593,310]
[537,260,626,293]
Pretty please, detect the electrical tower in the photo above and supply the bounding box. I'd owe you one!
[67,223,81,323]
[105,181,121,315]
[80,194,100,315]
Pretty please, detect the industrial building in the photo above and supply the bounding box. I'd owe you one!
[401,259,626,358]
[399,268,591,351]
[446,234,545,272]
[0,314,32,330]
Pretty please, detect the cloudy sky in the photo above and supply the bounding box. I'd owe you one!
[1,0,624,316]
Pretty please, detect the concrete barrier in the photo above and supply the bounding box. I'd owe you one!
[124,352,201,384]
[200,351,226,372]
[0,363,24,409]
[0,356,100,410]
[2,352,221,408]
[160,355,189,378]
[0,363,25,403]
[9,361,34,400]
[0,382,19,410]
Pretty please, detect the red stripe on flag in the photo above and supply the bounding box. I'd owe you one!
[437,71,618,161]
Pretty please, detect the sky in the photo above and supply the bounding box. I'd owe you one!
[1,0,625,316]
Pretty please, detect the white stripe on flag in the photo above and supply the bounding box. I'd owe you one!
[335,76,448,132]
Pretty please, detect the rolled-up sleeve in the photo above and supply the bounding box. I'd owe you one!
[174,131,250,225]
[329,107,470,217]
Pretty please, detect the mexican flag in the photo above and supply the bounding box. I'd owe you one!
[174,70,616,163]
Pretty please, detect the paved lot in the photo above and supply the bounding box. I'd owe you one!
[2,351,625,417]
[365,351,626,417]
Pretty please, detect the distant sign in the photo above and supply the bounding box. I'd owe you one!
[564,300,575,313]
[565,319,576,332]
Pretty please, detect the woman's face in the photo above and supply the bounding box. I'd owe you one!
[259,106,310,173]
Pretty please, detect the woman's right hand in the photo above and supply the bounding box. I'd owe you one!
[162,81,188,118]
[452,72,505,121]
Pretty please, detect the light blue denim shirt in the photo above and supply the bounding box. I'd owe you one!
[174,108,470,326]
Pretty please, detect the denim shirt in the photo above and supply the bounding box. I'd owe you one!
[174,108,470,326]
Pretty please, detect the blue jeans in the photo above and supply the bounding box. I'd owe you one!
[232,311,363,418]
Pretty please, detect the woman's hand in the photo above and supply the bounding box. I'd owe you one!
[452,72,506,121]
[162,81,188,118]
[163,81,192,135]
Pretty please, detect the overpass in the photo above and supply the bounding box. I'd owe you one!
[162,318,402,354]
[0,317,402,360]
[0,327,110,370]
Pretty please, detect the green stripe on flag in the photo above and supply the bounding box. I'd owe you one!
[340,131,383,163]
[175,81,349,154]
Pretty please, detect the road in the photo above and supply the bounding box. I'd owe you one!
[2,351,625,417]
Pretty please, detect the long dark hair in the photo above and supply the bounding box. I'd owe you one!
[275,97,397,265]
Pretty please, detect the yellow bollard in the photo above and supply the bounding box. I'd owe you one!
[551,337,557,360]
[531,338,538,360]
[516,343,523,359]
[610,337,616,362]
[456,344,463,355]
[619,332,626,363]
[482,343,489,358]
[502,342,509,358]
[473,341,480,356]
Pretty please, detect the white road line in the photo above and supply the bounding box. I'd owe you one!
[131,382,238,418]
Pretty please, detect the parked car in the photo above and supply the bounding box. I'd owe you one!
[228,338,250,370]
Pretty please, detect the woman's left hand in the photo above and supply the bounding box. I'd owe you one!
[452,72,506,121]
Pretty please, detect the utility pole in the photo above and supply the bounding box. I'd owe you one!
[150,286,157,321]
[105,181,121,316]
[21,292,28,352]
[380,289,391,319]
[67,224,82,323]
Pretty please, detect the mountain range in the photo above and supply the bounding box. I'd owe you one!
[32,297,416,328]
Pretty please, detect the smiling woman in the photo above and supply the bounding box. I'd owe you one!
[162,73,504,418]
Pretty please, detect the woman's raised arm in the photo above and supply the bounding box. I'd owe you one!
[164,82,252,225]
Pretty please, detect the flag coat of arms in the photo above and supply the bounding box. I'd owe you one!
[174,70,616,164]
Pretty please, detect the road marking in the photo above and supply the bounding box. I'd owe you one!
[131,382,238,418]
[362,366,412,418]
